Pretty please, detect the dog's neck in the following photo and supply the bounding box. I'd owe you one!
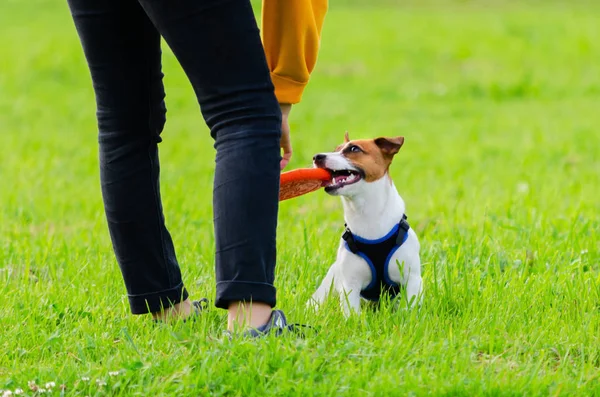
[341,175,406,240]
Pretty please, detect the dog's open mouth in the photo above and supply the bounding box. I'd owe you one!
[323,169,363,191]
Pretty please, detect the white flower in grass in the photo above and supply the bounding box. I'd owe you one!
[96,379,106,387]
[108,371,120,377]
[27,381,39,392]
[14,390,24,395]
[38,389,47,394]
[81,377,90,382]
[45,382,56,389]
[2,390,12,397]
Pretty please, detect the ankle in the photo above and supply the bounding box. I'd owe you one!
[227,301,272,331]
[152,298,192,321]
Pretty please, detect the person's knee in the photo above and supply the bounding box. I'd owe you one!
[95,72,167,141]
[204,89,281,140]
[97,98,166,145]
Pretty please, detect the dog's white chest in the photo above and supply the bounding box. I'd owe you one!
[337,247,375,290]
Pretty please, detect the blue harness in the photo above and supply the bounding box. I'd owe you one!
[342,214,410,301]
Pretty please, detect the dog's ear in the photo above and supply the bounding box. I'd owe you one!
[344,131,350,143]
[375,136,404,156]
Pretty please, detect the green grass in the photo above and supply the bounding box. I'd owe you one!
[2,0,600,395]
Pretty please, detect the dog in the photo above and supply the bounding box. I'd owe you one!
[309,132,423,316]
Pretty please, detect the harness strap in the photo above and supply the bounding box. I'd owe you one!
[342,214,409,254]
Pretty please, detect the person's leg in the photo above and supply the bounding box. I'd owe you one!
[137,0,282,330]
[67,0,194,319]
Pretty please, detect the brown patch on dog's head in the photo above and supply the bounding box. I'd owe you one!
[338,136,404,182]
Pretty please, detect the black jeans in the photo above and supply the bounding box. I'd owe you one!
[67,0,282,314]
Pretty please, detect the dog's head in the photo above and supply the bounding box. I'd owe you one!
[313,132,404,197]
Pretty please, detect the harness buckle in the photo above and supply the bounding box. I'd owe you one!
[396,214,410,245]
[342,225,359,254]
[398,219,410,233]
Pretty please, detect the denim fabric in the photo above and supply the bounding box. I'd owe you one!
[67,0,281,313]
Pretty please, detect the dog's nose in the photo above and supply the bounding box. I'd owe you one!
[313,154,326,162]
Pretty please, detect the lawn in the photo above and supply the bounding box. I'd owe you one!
[1,0,600,395]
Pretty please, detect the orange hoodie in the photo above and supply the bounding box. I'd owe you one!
[261,0,328,105]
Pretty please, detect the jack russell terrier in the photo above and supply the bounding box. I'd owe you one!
[309,132,423,316]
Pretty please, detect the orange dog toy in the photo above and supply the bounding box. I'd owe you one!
[279,168,332,201]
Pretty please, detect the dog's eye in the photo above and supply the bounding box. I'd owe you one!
[348,145,361,153]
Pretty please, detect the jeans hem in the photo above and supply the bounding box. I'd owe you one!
[128,283,189,314]
[215,281,276,309]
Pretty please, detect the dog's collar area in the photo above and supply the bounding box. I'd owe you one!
[342,214,410,302]
[342,214,409,254]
